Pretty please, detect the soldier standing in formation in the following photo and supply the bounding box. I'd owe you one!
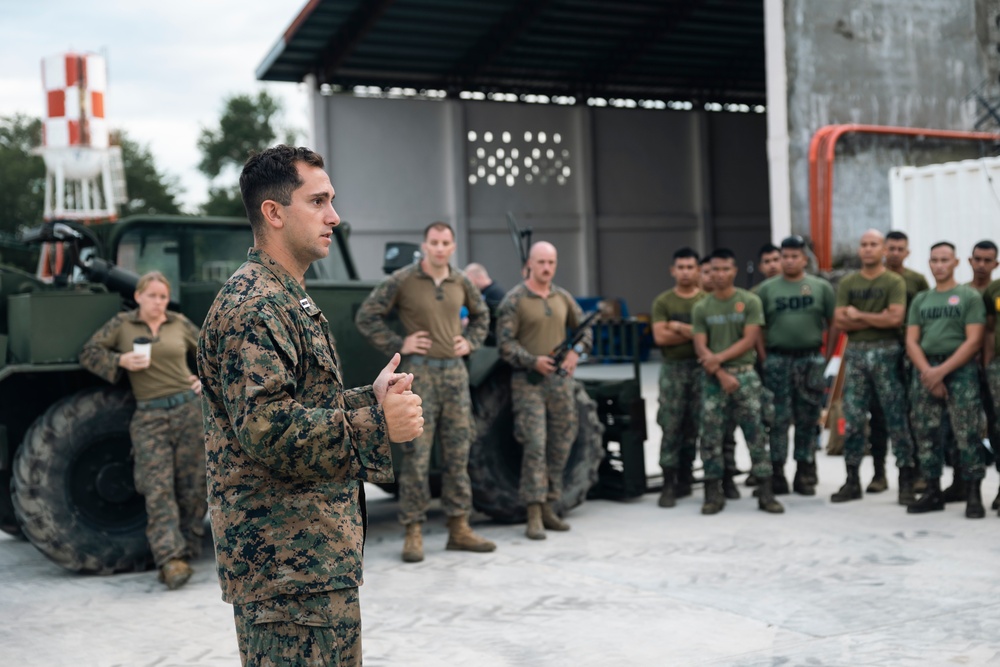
[755,236,836,497]
[904,242,987,518]
[832,229,917,505]
[692,249,783,515]
[80,271,206,590]
[984,273,1000,515]
[496,241,592,539]
[650,247,706,508]
[356,222,496,563]
[967,241,998,294]
[199,145,424,665]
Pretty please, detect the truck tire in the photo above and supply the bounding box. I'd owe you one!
[12,387,151,574]
[468,364,604,523]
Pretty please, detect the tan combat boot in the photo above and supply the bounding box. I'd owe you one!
[541,503,570,531]
[402,523,424,563]
[525,503,546,540]
[446,515,496,552]
[158,559,193,590]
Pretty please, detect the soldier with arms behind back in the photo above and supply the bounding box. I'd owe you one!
[198,145,424,666]
[496,241,592,539]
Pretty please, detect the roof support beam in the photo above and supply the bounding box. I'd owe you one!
[318,0,397,83]
[451,0,553,87]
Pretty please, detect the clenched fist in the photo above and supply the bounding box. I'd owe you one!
[382,373,424,443]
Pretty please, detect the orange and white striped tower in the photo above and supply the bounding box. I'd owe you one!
[40,52,124,222]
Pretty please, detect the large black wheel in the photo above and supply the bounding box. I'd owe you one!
[468,364,604,523]
[12,387,152,574]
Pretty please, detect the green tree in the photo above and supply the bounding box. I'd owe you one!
[116,131,183,217]
[0,114,45,238]
[197,90,297,216]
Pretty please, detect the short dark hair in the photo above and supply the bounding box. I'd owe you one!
[886,230,909,242]
[711,248,736,262]
[423,221,455,240]
[973,240,998,254]
[672,247,699,263]
[699,256,712,266]
[780,235,806,250]
[758,243,779,258]
[930,241,955,253]
[240,145,325,236]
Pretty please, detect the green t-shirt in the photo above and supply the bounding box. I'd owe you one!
[651,288,706,361]
[907,285,985,356]
[835,270,906,342]
[692,288,764,367]
[899,268,930,309]
[756,274,835,350]
[983,279,1000,357]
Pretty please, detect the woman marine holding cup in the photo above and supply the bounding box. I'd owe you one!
[80,271,206,590]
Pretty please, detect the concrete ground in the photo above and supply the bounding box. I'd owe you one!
[2,360,999,666]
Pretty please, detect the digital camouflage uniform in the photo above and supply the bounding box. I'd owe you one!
[199,249,394,667]
[985,280,1000,474]
[650,288,706,472]
[756,274,835,465]
[907,286,987,481]
[497,282,592,505]
[869,267,929,460]
[837,270,915,468]
[80,309,206,567]
[692,289,772,481]
[355,262,488,526]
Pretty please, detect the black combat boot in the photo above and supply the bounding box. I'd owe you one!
[907,478,945,514]
[771,461,790,495]
[793,461,816,496]
[941,468,967,503]
[831,465,862,502]
[992,484,1000,511]
[722,469,741,500]
[897,466,917,506]
[701,479,726,515]
[965,479,985,519]
[805,460,818,486]
[676,466,694,499]
[658,468,676,508]
[745,472,760,487]
[866,457,888,493]
[756,476,785,514]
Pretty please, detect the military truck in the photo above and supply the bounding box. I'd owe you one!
[0,215,644,574]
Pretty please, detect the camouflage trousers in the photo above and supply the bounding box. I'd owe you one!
[700,368,772,481]
[398,361,473,525]
[234,588,361,666]
[762,352,825,465]
[909,360,985,481]
[512,370,578,505]
[841,341,915,468]
[129,397,207,567]
[657,360,700,472]
[984,360,1000,472]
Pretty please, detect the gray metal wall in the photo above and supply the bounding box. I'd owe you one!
[316,94,770,316]
[781,0,995,265]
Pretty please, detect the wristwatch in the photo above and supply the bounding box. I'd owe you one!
[572,343,585,354]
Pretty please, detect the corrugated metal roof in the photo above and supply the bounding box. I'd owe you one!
[257,0,765,104]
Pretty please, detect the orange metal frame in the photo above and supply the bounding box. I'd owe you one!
[808,124,998,270]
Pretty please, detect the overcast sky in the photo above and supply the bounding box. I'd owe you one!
[0,0,310,212]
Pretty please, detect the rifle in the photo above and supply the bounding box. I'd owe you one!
[528,310,601,384]
[506,211,532,277]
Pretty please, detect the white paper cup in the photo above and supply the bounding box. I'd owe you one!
[133,341,152,362]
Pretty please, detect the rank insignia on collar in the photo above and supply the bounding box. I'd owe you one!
[299,297,320,316]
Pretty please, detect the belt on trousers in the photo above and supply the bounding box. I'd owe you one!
[846,339,901,350]
[723,364,755,373]
[767,347,821,358]
[924,353,951,364]
[136,389,197,411]
[407,355,463,369]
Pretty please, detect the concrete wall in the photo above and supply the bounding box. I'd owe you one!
[314,94,771,315]
[780,0,996,265]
